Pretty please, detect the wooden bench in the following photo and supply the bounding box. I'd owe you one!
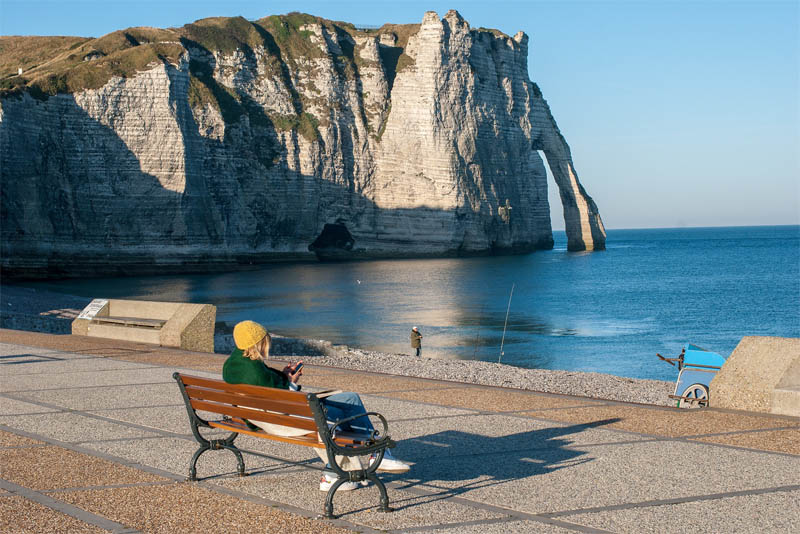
[173,373,396,518]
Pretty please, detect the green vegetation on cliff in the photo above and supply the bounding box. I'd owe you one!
[0,12,424,142]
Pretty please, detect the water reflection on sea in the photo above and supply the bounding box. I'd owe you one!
[22,226,800,381]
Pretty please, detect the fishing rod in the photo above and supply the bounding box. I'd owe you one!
[499,283,514,363]
[473,304,484,359]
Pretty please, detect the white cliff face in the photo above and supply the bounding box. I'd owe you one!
[0,11,604,277]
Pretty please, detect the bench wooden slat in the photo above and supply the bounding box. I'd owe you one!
[208,419,325,448]
[184,385,314,418]
[209,419,374,449]
[180,375,309,404]
[91,316,166,328]
[190,399,319,433]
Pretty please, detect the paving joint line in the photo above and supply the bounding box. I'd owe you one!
[45,480,176,493]
[0,364,163,377]
[385,516,518,533]
[0,424,185,482]
[0,392,195,440]
[0,380,175,394]
[201,478,387,533]
[394,483,613,533]
[682,425,799,439]
[90,403,186,412]
[541,483,800,518]
[0,477,143,533]
[512,412,800,456]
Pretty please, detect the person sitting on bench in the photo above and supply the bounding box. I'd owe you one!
[223,320,411,491]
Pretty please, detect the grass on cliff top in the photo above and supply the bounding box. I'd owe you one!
[0,13,425,143]
[0,36,91,79]
[0,13,424,97]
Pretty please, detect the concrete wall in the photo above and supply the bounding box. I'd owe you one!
[710,336,800,416]
[72,299,216,353]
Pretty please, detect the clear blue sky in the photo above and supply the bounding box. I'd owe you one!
[2,0,798,229]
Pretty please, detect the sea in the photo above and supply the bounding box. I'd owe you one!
[19,225,800,381]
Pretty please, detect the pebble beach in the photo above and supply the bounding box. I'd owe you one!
[0,284,674,406]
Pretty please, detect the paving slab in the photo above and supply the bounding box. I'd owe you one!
[424,519,587,534]
[0,411,161,443]
[2,331,798,534]
[15,382,181,411]
[521,404,799,437]
[0,350,153,376]
[0,445,166,489]
[346,394,476,421]
[0,342,90,359]
[690,427,800,455]
[0,495,111,534]
[56,483,354,534]
[87,404,191,435]
[389,413,645,463]
[0,397,60,416]
[114,350,226,372]
[303,371,466,393]
[0,429,44,447]
[387,387,600,412]
[80,436,303,479]
[559,489,800,534]
[407,440,800,515]
[0,367,178,393]
[218,470,509,529]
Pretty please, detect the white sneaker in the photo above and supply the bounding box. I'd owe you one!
[319,472,358,492]
[369,450,411,473]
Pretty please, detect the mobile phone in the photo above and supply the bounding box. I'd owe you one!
[293,362,304,372]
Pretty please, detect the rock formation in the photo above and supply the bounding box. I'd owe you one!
[0,10,605,278]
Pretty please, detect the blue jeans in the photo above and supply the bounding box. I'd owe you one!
[322,392,374,432]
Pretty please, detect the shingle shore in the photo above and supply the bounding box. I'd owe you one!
[0,284,674,406]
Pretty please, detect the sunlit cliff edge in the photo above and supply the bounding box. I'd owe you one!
[0,10,605,278]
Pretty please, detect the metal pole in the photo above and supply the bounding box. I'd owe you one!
[499,283,514,363]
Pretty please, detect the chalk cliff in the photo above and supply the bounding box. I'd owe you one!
[0,10,605,277]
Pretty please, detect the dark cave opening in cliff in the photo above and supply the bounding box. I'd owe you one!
[308,222,355,260]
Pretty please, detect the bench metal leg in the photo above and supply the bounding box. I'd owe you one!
[187,432,246,481]
[188,444,209,481]
[369,473,394,513]
[324,478,347,519]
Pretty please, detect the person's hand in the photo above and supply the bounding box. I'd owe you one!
[283,361,303,383]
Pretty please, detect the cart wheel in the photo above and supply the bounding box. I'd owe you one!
[680,383,709,408]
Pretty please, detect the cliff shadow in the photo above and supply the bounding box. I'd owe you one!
[0,91,189,278]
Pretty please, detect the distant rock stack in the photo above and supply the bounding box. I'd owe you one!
[0,10,605,278]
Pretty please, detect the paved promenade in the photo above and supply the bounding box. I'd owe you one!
[1,329,798,533]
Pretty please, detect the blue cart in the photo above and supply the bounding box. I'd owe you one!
[657,344,727,408]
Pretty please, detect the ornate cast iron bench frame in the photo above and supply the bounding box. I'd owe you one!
[173,372,396,519]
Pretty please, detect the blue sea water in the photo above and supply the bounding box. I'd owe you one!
[20,226,800,381]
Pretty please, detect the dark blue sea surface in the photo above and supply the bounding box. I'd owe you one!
[21,226,800,381]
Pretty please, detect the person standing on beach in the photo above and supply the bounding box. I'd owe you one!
[410,326,422,357]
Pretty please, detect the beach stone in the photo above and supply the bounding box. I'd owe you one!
[710,336,800,415]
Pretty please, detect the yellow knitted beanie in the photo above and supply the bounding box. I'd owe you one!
[233,320,267,350]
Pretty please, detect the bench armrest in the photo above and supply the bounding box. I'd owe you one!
[326,411,395,456]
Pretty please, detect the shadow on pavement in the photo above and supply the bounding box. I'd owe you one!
[382,418,622,512]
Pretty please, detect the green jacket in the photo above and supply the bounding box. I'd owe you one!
[222,348,289,390]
